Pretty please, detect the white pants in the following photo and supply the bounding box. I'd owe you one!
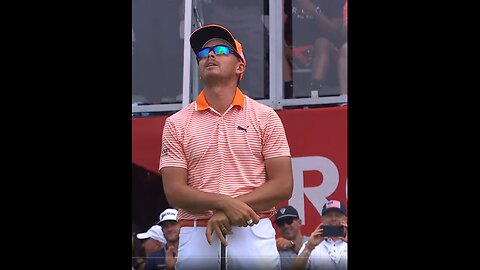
[175,218,280,270]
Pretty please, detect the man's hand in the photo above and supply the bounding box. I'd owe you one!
[276,237,295,250]
[165,245,177,270]
[339,222,348,242]
[306,223,326,248]
[219,197,259,227]
[205,210,233,246]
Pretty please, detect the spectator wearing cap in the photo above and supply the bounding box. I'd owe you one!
[135,225,166,270]
[143,208,180,270]
[160,24,293,270]
[274,205,309,270]
[137,225,166,255]
[291,200,348,270]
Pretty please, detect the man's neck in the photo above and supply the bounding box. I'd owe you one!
[204,84,237,115]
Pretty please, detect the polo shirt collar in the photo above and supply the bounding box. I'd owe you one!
[195,87,244,111]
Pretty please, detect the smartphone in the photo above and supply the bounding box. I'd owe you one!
[321,225,345,237]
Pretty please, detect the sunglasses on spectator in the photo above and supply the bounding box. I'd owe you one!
[197,45,240,60]
[275,217,296,227]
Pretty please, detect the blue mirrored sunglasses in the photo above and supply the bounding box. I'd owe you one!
[197,45,237,60]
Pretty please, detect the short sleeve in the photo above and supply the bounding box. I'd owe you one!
[159,117,188,171]
[262,110,291,160]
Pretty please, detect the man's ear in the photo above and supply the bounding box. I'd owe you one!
[236,62,245,75]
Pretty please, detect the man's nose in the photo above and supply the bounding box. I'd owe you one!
[208,50,216,58]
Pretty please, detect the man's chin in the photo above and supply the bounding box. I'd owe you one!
[203,73,221,80]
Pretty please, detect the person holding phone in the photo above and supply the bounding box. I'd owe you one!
[291,200,348,270]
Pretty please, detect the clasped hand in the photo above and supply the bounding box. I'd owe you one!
[205,198,259,246]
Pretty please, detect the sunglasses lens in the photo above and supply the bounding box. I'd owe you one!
[197,45,232,60]
[197,47,210,59]
[213,45,230,56]
[276,217,295,227]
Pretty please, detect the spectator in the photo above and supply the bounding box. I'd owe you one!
[137,224,167,270]
[144,208,180,270]
[274,205,309,270]
[291,200,348,270]
[284,0,345,97]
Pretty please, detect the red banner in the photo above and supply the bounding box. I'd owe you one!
[132,116,167,174]
[275,105,347,235]
[132,105,347,235]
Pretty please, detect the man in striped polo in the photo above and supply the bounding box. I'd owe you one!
[159,24,293,270]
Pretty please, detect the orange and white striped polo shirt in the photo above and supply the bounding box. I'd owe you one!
[159,88,291,220]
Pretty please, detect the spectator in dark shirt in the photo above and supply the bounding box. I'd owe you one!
[284,0,345,97]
